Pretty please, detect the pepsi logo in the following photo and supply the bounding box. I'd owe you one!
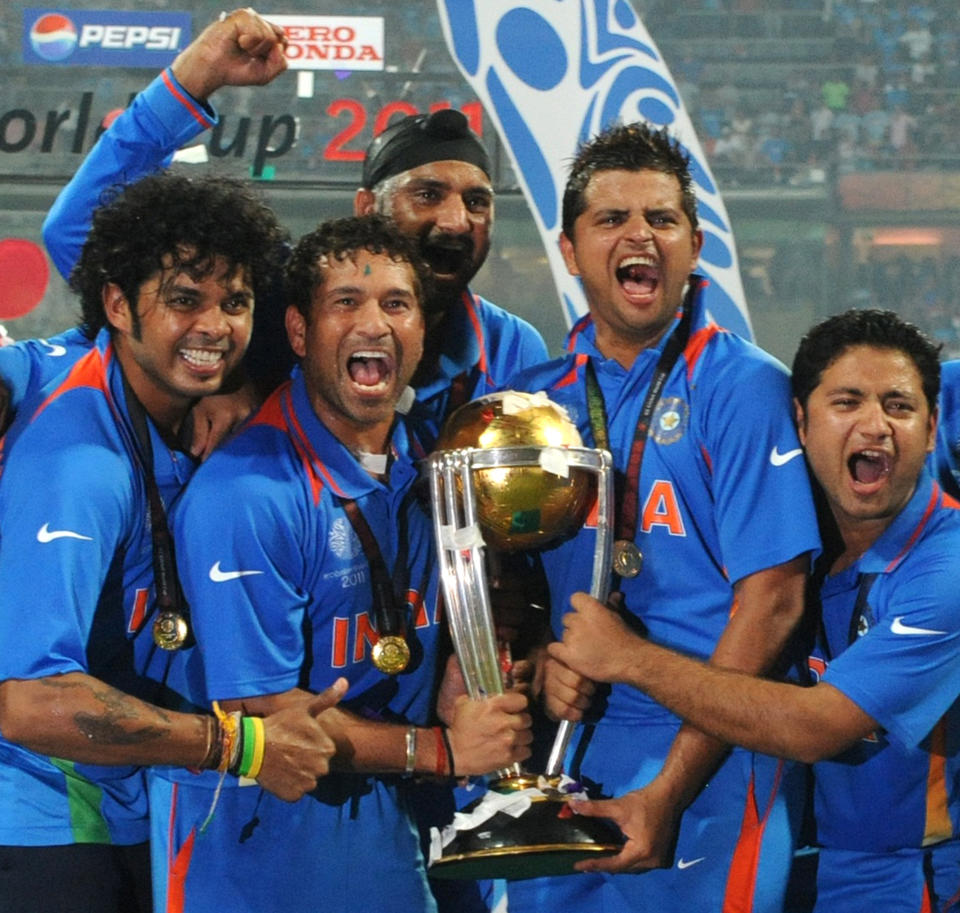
[29,13,78,62]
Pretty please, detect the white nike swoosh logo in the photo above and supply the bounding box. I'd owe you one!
[37,523,92,543]
[770,446,803,467]
[209,561,264,583]
[40,340,67,357]
[677,856,706,870]
[890,616,947,636]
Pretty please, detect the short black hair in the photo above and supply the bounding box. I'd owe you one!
[70,171,288,337]
[792,309,941,411]
[562,122,698,238]
[284,214,433,318]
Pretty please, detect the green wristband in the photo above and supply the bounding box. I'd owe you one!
[237,716,257,778]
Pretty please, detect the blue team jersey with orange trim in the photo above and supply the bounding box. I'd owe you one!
[814,472,960,853]
[505,279,819,913]
[408,289,548,452]
[0,329,195,846]
[168,366,442,721]
[509,278,820,724]
[152,367,443,913]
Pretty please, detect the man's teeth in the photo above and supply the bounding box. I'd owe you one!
[181,348,223,367]
[348,351,390,386]
[616,256,658,287]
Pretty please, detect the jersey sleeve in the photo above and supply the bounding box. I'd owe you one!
[42,69,216,280]
[171,443,315,701]
[823,551,960,750]
[697,341,820,584]
[0,410,135,680]
[0,330,93,419]
[0,341,38,415]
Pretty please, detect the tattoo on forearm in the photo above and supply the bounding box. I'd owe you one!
[43,677,173,745]
[74,712,167,745]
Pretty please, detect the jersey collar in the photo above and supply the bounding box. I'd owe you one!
[564,274,710,363]
[416,288,482,400]
[856,470,940,575]
[287,367,418,501]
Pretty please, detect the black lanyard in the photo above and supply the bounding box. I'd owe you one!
[121,373,191,650]
[339,492,414,675]
[585,293,695,550]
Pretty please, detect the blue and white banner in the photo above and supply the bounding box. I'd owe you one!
[437,0,751,340]
[23,9,189,68]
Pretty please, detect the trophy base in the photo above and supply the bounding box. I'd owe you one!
[429,775,623,881]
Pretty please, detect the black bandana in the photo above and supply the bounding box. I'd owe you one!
[362,109,491,189]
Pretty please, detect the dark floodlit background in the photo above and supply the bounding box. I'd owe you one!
[1,0,957,367]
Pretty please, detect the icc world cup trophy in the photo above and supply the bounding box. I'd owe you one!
[427,390,623,880]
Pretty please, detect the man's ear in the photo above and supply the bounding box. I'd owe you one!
[285,304,307,359]
[793,397,807,447]
[102,282,133,333]
[559,232,580,278]
[354,188,376,216]
[927,405,938,455]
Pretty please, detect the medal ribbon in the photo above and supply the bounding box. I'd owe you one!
[120,372,191,648]
[584,292,695,551]
[339,495,412,668]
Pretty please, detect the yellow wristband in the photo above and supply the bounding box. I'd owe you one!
[246,716,266,780]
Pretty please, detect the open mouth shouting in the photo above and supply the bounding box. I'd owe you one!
[847,448,892,491]
[421,235,473,279]
[615,256,659,299]
[347,349,396,396]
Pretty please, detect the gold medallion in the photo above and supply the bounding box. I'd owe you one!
[152,611,189,650]
[612,539,642,578]
[371,635,411,674]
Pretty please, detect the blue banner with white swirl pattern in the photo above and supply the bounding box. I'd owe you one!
[438,0,751,340]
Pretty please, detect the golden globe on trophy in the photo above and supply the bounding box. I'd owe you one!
[426,390,623,880]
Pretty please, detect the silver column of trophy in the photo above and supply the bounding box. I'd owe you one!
[427,391,623,880]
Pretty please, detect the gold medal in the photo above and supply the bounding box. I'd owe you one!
[152,611,189,650]
[612,539,643,578]
[371,635,411,674]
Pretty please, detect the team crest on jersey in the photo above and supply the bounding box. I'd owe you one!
[329,516,362,560]
[652,397,688,445]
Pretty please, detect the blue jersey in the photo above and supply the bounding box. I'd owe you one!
[0,331,195,846]
[933,359,960,501]
[514,280,819,719]
[506,278,819,913]
[814,472,960,853]
[151,369,443,913]
[409,289,548,451]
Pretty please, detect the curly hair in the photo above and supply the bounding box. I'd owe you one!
[70,171,288,336]
[284,214,433,319]
[562,122,699,238]
[792,308,941,411]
